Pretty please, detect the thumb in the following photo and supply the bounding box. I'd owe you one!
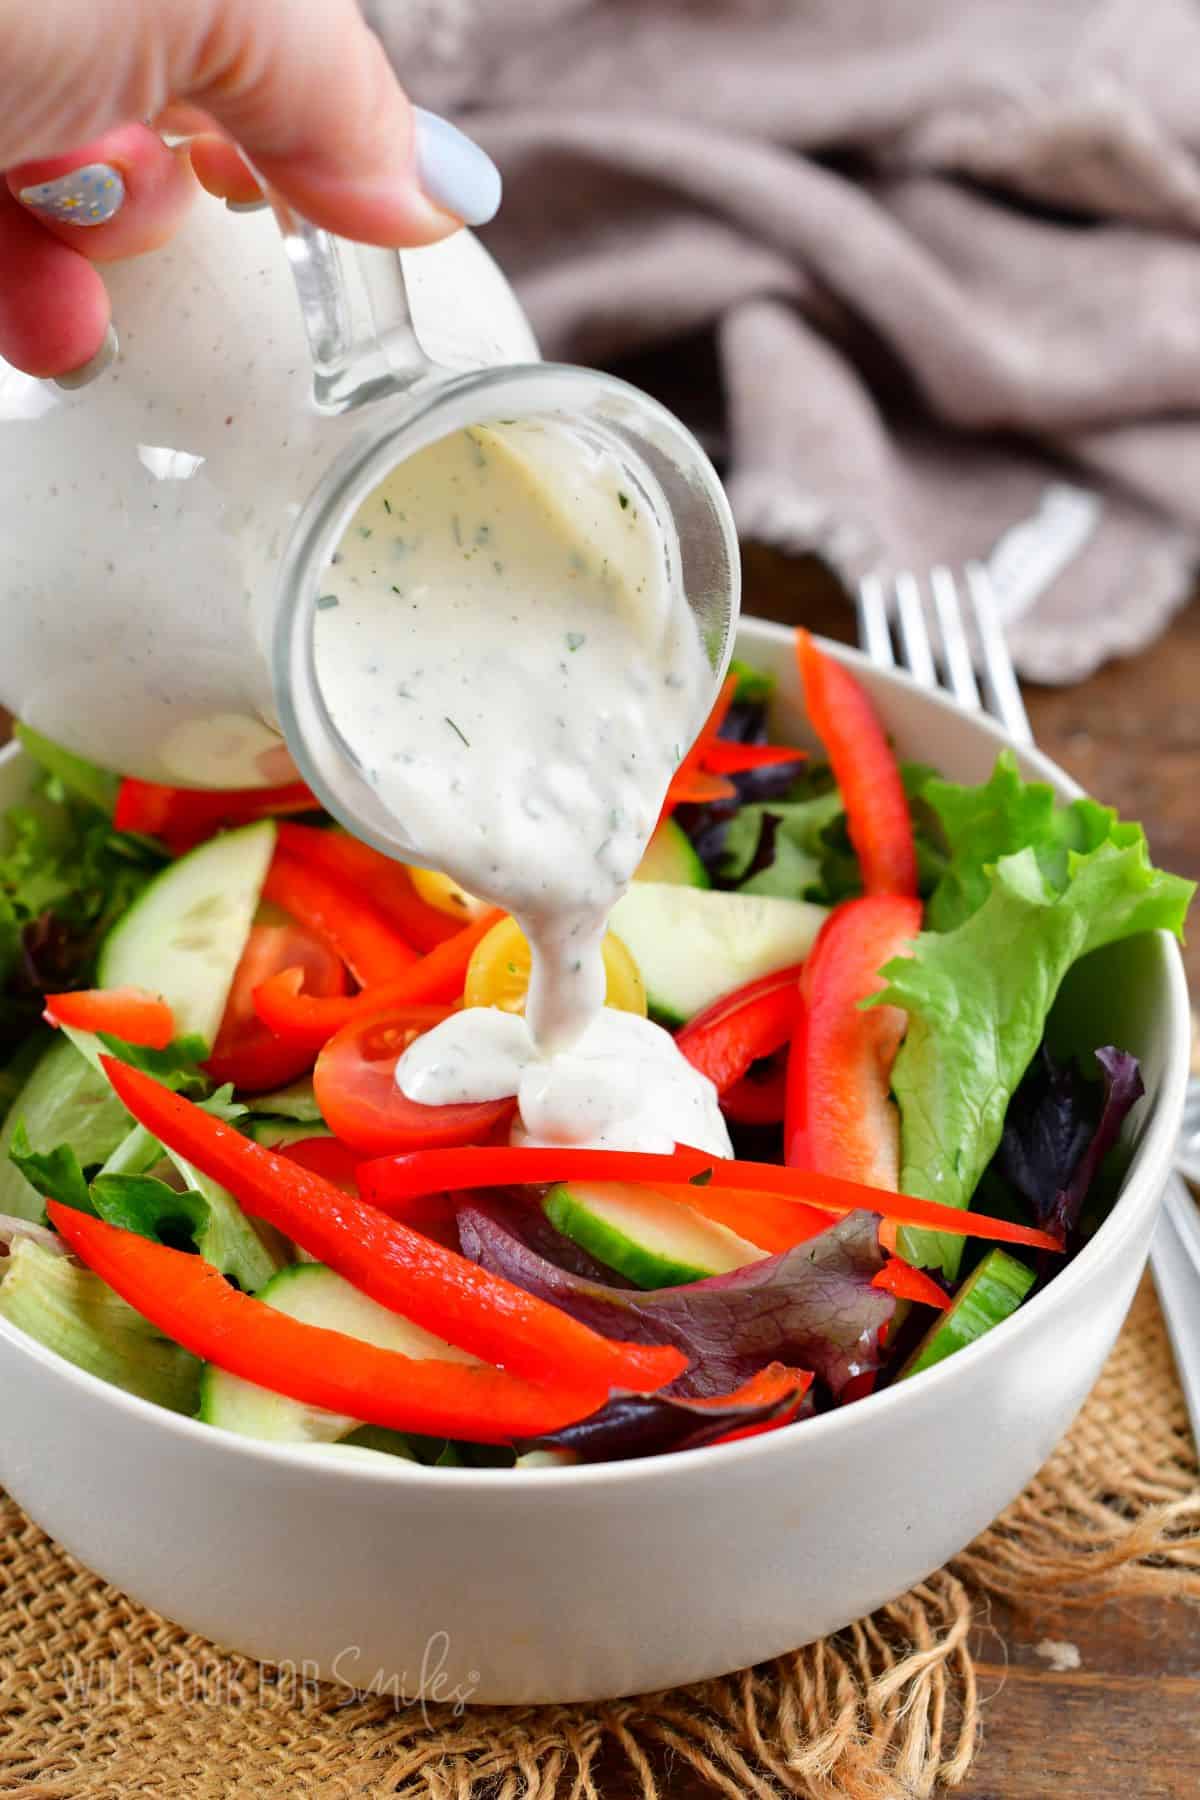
[1,0,500,245]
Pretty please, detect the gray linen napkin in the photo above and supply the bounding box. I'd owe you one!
[370,0,1200,682]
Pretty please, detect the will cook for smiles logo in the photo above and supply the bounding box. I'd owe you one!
[57,1631,480,1723]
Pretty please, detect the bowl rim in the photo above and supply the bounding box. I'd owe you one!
[0,618,1189,1491]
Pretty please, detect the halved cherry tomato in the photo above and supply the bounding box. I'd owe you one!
[276,824,461,952]
[44,986,174,1049]
[313,1007,514,1154]
[204,924,348,1093]
[464,916,647,1017]
[262,851,418,986]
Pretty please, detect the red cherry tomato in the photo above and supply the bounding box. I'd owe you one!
[313,1007,515,1154]
[205,924,348,1093]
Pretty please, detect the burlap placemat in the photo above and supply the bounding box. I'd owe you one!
[2,1276,1197,1800]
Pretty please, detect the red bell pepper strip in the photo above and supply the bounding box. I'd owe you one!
[664,770,738,806]
[676,964,803,1093]
[795,630,917,897]
[48,1203,607,1442]
[645,1181,829,1252]
[699,743,807,775]
[252,909,504,1054]
[872,1258,950,1310]
[660,671,739,816]
[276,824,461,952]
[114,778,319,852]
[359,1145,1064,1253]
[99,1057,686,1395]
[276,1135,361,1193]
[708,1365,814,1445]
[720,1068,788,1126]
[261,851,419,987]
[784,894,921,1188]
[43,987,174,1050]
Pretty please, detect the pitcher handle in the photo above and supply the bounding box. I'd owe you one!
[266,185,438,413]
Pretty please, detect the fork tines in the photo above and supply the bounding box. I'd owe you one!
[856,563,1033,746]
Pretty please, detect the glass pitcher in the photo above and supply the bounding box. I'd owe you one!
[0,187,739,852]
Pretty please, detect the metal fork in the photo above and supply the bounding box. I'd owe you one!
[856,561,1200,1448]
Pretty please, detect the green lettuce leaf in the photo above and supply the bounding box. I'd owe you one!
[878,823,1193,1275]
[922,752,1129,934]
[90,1172,209,1247]
[95,1030,211,1096]
[0,751,163,1059]
[7,1119,93,1214]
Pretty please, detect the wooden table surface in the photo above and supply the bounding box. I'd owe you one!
[741,548,1200,1799]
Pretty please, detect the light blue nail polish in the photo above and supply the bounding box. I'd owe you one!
[54,323,119,392]
[412,107,501,227]
[19,162,125,227]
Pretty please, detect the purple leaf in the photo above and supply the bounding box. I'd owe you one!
[996,1044,1143,1244]
[456,1201,893,1399]
[518,1365,811,1463]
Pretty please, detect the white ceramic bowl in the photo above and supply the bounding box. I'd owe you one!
[0,620,1188,1704]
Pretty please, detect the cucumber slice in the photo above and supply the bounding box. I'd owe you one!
[544,1181,763,1288]
[0,1037,132,1222]
[899,1249,1035,1380]
[198,1262,478,1444]
[634,819,710,888]
[608,883,827,1025]
[242,1078,324,1124]
[97,820,276,1048]
[0,1237,200,1412]
[244,1118,333,1150]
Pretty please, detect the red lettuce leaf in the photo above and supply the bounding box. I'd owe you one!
[518,1364,811,1463]
[995,1044,1143,1244]
[455,1201,893,1399]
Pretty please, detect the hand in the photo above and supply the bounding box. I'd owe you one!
[0,0,501,382]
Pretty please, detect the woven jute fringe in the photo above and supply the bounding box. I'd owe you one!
[2,1277,1196,1800]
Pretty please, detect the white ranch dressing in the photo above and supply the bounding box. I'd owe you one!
[313,420,731,1157]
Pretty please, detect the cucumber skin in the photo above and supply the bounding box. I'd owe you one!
[545,1185,711,1287]
[542,1183,762,1289]
[899,1249,1035,1380]
[635,819,710,889]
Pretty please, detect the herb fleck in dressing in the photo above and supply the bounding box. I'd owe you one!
[313,420,730,1156]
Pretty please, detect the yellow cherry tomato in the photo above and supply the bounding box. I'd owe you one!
[464,916,647,1017]
[410,866,490,923]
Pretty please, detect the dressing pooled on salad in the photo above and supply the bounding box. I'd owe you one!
[312,420,731,1156]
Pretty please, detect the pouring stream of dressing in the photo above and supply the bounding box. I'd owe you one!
[313,419,732,1157]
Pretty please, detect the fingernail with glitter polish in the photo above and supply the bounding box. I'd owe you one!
[19,162,125,227]
[412,108,501,226]
[54,324,119,392]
